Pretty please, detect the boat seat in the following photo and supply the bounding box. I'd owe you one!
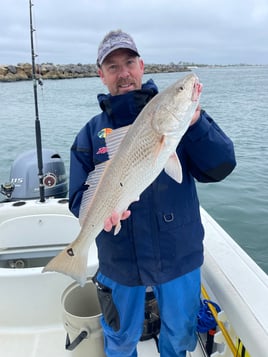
[0,214,80,250]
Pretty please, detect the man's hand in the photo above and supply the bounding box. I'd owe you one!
[104,210,131,232]
[190,105,201,126]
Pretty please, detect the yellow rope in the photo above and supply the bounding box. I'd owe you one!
[201,284,241,357]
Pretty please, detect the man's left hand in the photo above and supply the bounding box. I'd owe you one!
[190,105,201,126]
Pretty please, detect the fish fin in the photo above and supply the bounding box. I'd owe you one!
[79,125,130,226]
[79,161,108,225]
[164,153,183,183]
[42,240,89,287]
[106,125,131,159]
[155,134,166,158]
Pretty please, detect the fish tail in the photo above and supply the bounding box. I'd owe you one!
[42,241,89,286]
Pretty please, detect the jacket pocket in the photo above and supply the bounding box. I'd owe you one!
[157,208,198,232]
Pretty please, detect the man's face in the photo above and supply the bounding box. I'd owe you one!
[98,49,144,96]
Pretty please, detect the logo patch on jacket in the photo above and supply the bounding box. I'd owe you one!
[97,128,112,155]
[98,128,113,139]
[96,147,108,155]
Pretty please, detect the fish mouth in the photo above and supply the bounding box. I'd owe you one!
[192,79,203,101]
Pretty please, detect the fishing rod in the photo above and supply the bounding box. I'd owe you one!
[29,0,45,202]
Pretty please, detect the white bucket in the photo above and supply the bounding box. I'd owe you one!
[61,279,106,357]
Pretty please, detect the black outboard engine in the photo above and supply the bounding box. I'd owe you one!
[8,148,68,199]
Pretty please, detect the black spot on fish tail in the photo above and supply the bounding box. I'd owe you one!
[67,248,74,256]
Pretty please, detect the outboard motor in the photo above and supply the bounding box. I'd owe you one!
[8,148,68,199]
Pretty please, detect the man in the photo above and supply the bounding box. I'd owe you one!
[69,30,236,357]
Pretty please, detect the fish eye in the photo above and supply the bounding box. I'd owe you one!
[177,85,184,92]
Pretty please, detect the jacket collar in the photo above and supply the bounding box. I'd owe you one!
[97,79,158,126]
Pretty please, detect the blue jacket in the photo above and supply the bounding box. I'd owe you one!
[69,79,236,286]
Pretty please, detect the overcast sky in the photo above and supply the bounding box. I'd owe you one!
[1,0,268,66]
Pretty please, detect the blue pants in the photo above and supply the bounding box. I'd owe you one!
[96,268,200,357]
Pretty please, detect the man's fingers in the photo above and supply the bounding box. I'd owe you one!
[104,210,131,232]
[104,217,113,232]
[121,210,131,220]
[111,212,120,225]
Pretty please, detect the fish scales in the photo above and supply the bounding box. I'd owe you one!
[43,73,202,286]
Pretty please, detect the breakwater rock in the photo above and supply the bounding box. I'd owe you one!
[0,63,189,82]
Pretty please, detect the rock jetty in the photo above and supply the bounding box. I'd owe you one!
[0,63,189,82]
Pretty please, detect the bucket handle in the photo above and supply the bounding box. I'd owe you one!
[65,330,88,351]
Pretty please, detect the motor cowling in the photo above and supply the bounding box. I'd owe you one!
[9,148,68,199]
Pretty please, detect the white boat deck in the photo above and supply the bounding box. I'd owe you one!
[0,326,205,357]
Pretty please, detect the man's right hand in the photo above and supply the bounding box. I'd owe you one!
[104,210,131,232]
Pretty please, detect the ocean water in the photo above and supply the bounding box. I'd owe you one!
[0,66,267,273]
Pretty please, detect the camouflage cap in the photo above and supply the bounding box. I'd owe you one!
[97,30,140,66]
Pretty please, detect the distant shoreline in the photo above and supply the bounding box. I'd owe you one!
[0,63,189,82]
[0,62,262,82]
